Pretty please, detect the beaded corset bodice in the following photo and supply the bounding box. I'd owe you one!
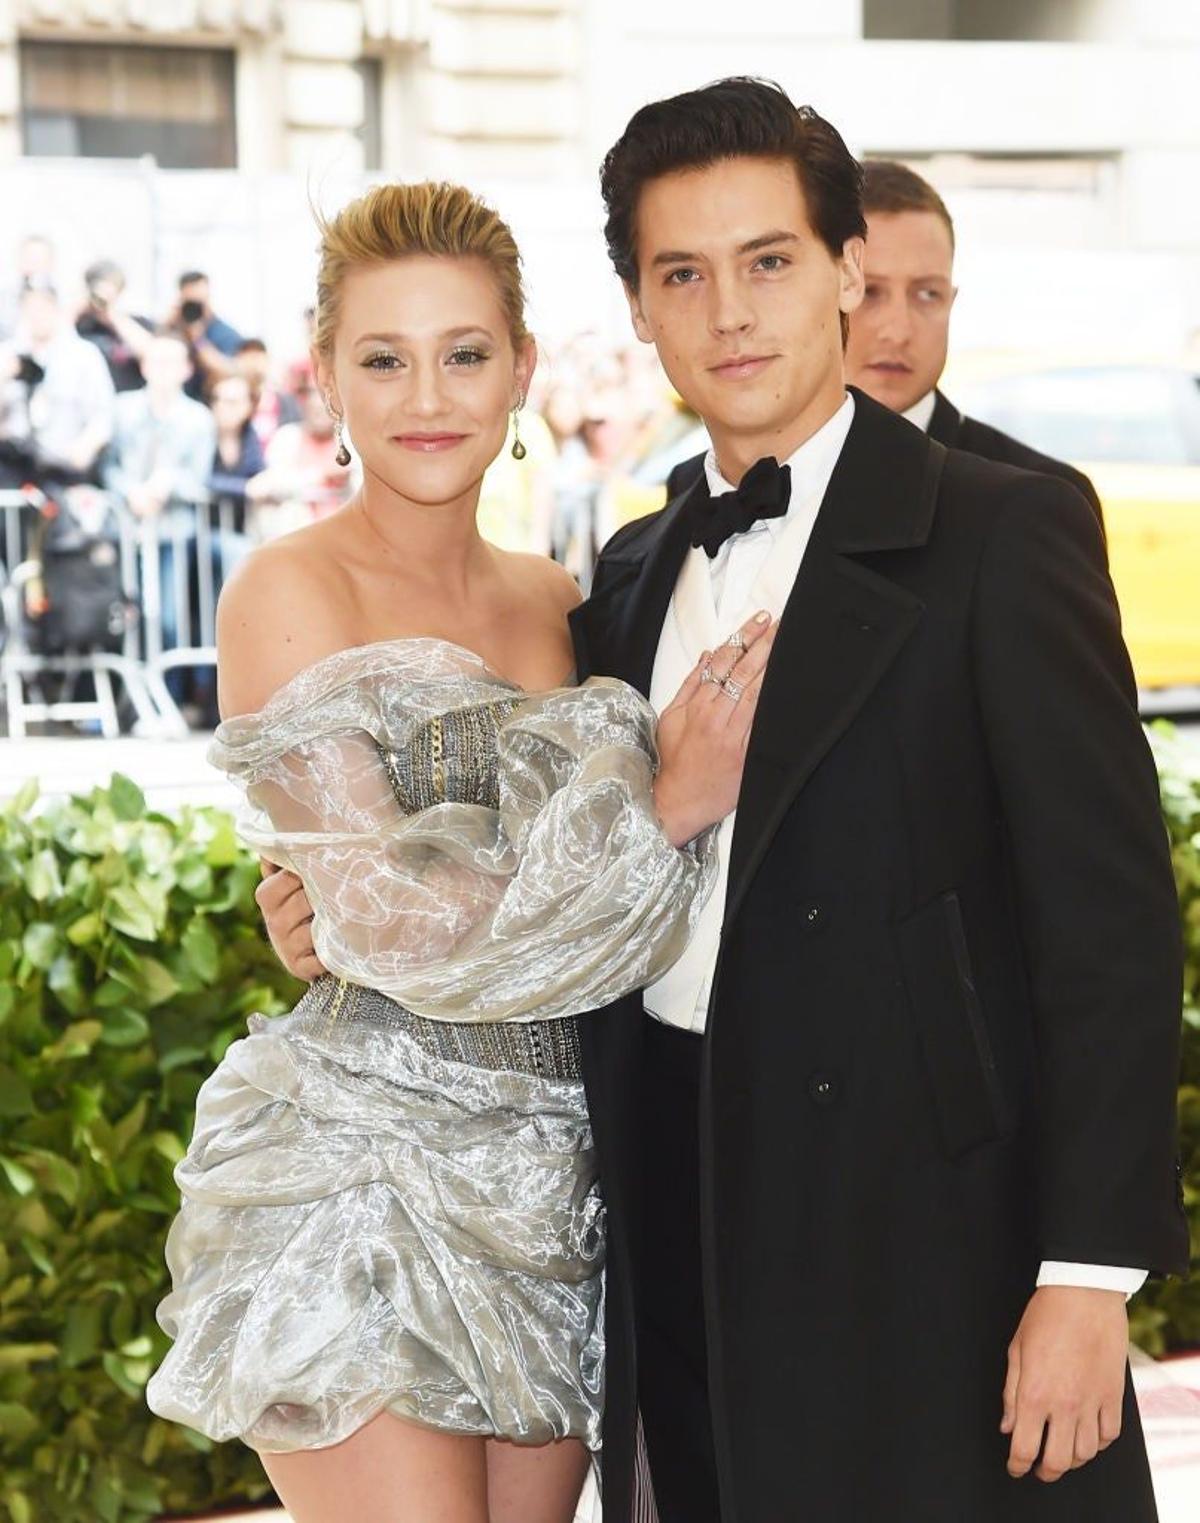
[377,697,523,814]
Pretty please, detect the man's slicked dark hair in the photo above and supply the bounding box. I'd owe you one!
[600,77,866,290]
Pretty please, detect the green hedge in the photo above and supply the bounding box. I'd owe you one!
[0,776,298,1523]
[1,733,1198,1522]
[1129,725,1200,1353]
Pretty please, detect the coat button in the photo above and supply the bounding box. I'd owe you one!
[804,905,820,924]
[808,1072,839,1106]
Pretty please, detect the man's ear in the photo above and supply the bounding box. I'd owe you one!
[839,236,866,316]
[623,281,654,345]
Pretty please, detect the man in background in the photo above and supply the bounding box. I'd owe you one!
[845,159,1103,525]
[168,270,243,402]
[0,284,114,488]
[75,258,153,393]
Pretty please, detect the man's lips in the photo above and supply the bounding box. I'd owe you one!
[866,360,913,375]
[392,433,467,452]
[709,354,776,381]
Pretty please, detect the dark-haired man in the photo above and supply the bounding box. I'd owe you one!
[846,159,1104,526]
[567,77,1184,1522]
[669,159,1105,531]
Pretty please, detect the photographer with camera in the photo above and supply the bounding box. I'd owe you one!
[168,270,244,403]
[0,283,115,491]
[75,259,153,393]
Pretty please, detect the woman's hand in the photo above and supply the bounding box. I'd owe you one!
[653,611,778,847]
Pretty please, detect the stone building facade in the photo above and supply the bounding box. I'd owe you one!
[0,0,583,180]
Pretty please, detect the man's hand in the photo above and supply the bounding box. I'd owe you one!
[256,860,327,981]
[1002,1286,1129,1483]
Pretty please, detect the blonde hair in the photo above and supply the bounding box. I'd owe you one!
[313,181,529,358]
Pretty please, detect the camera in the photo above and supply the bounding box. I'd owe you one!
[180,299,205,325]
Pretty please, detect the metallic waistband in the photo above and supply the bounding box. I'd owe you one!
[298,977,583,1083]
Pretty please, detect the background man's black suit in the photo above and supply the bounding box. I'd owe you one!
[665,387,1105,542]
[568,390,1186,1522]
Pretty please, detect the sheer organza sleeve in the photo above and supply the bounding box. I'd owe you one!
[208,639,715,1023]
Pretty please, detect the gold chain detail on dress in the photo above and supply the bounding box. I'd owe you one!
[430,714,445,804]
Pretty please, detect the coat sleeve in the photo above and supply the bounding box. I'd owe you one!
[970,474,1187,1276]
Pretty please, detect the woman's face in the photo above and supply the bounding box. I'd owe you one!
[211,375,253,429]
[319,255,533,509]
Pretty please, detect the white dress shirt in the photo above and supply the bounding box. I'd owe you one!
[902,389,938,432]
[644,389,1147,1299]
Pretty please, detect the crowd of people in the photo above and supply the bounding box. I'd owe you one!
[0,234,680,605]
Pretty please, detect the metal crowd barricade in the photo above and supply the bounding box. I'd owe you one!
[135,493,244,731]
[0,487,165,739]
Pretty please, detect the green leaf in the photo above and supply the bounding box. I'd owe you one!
[203,811,241,868]
[0,1064,34,1118]
[23,849,63,902]
[181,918,220,982]
[101,1350,146,1399]
[0,1401,38,1443]
[19,1233,54,1278]
[109,773,147,821]
[41,1020,104,1063]
[98,1008,152,1050]
[66,911,104,947]
[102,884,158,942]
[128,957,179,1008]
[0,1156,36,1196]
[8,776,39,815]
[0,1342,57,1369]
[21,922,60,971]
[5,1491,33,1523]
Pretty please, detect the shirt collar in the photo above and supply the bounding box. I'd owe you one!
[701,391,856,541]
[902,389,937,433]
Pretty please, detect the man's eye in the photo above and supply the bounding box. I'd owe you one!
[364,353,400,370]
[665,268,698,286]
[448,347,488,366]
[917,288,945,305]
[755,254,789,272]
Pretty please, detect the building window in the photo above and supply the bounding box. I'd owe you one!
[357,57,383,172]
[863,0,1105,41]
[20,41,237,169]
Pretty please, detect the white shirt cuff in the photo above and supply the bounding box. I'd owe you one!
[1037,1261,1148,1298]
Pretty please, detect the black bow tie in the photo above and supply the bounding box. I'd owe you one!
[687,456,791,558]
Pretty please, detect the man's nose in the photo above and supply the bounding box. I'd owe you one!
[708,274,755,338]
[875,291,913,343]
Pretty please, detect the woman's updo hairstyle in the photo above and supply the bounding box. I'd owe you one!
[313,181,529,359]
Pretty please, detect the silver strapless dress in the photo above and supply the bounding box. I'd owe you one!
[148,699,604,1454]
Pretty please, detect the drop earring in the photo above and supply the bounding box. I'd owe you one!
[511,398,527,461]
[326,392,351,466]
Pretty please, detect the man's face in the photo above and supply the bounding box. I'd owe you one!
[844,210,956,414]
[180,278,210,315]
[626,156,863,479]
[20,288,60,346]
[141,336,192,394]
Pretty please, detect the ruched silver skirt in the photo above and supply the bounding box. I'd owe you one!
[147,979,604,1454]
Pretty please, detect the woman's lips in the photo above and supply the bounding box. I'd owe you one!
[710,355,776,381]
[393,433,467,452]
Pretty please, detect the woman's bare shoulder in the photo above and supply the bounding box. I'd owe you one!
[501,550,583,617]
[216,527,356,718]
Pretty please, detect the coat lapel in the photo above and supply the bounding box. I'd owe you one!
[928,388,964,448]
[569,477,702,695]
[722,392,944,927]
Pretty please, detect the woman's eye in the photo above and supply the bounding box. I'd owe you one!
[364,352,400,371]
[448,347,489,366]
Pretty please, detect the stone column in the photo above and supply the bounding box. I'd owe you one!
[0,0,19,164]
[281,0,365,173]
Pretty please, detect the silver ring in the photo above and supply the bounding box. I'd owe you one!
[700,663,718,684]
[724,630,747,651]
[721,677,744,701]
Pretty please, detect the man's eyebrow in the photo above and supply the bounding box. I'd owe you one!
[737,230,800,255]
[650,230,800,268]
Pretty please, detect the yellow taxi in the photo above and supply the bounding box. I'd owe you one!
[597,367,1200,695]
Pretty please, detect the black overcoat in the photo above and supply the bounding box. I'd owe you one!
[927,388,1106,536]
[568,391,1187,1523]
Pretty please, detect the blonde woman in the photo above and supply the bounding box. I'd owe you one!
[147,182,775,1523]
